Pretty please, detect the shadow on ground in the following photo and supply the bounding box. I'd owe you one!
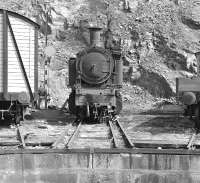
[30,109,76,125]
[121,115,194,135]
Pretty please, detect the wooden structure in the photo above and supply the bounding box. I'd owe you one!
[0,9,39,102]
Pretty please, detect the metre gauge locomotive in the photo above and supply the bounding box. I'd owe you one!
[68,27,123,122]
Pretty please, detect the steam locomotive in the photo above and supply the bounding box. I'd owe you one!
[68,27,123,122]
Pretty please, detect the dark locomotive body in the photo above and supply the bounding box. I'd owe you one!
[68,28,123,122]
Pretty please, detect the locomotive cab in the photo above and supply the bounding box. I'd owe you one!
[68,27,123,122]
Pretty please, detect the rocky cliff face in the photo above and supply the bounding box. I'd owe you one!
[1,0,200,111]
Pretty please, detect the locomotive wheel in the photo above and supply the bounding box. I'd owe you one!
[195,105,200,132]
[68,90,77,114]
[115,93,122,115]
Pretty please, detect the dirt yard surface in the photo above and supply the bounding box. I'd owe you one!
[120,114,194,146]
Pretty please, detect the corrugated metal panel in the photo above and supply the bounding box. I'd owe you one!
[7,16,35,93]
[0,14,3,92]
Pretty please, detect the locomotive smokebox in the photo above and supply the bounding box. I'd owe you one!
[89,27,102,47]
[182,92,196,105]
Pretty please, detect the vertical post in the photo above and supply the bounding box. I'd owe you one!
[44,5,49,109]
[45,10,48,46]
[3,10,8,99]
[44,58,49,109]
[34,27,38,95]
[176,78,179,104]
[195,52,200,77]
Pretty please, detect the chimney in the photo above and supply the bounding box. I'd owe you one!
[89,27,102,47]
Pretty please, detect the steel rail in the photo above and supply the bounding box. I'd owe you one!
[16,125,26,148]
[108,120,119,148]
[0,142,20,146]
[187,133,197,150]
[65,122,82,149]
[51,127,70,148]
[115,119,134,148]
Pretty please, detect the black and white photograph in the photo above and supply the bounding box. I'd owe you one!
[0,0,199,182]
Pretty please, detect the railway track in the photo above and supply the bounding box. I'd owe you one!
[67,123,110,148]
[53,117,199,150]
[186,132,200,150]
[108,117,134,148]
[52,117,134,149]
[0,115,199,150]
